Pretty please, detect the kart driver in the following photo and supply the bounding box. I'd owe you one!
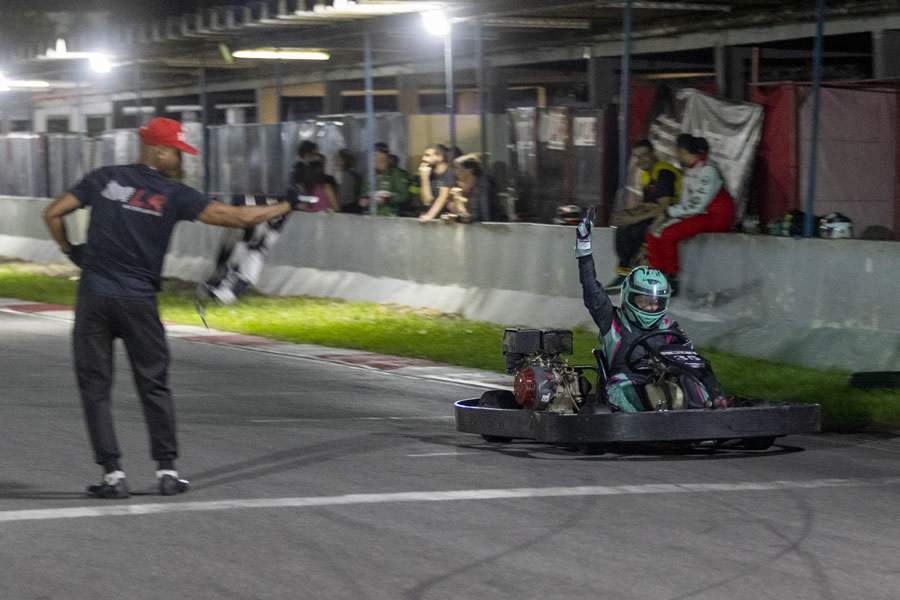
[575,211,729,412]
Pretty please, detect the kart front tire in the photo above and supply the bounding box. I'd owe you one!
[478,390,519,409]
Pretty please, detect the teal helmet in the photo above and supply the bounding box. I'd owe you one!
[620,267,671,329]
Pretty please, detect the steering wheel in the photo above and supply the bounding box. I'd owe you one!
[624,329,691,373]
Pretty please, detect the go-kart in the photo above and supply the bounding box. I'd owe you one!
[454,328,821,453]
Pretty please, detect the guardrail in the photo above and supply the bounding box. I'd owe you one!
[1,195,898,372]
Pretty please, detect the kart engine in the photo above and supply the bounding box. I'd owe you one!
[503,328,584,413]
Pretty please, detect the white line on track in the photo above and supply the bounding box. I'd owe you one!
[406,452,480,457]
[249,416,455,423]
[3,477,900,524]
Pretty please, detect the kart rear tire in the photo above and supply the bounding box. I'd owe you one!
[478,390,520,409]
[739,436,776,451]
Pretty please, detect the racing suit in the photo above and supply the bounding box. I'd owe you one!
[645,158,735,275]
[579,253,719,412]
[205,194,287,304]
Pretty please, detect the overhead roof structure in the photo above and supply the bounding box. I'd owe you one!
[0,0,897,97]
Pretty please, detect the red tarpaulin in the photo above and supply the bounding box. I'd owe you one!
[750,84,800,224]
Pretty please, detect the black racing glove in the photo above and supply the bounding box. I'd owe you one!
[65,244,85,268]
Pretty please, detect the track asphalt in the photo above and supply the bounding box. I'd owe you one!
[2,300,899,600]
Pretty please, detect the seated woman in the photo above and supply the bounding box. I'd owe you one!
[645,135,735,295]
[294,153,338,213]
[575,212,729,412]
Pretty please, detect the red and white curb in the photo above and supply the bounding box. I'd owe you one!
[0,298,512,391]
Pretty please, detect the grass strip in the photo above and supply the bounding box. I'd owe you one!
[1,263,896,432]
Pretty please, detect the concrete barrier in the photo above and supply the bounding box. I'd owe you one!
[2,195,898,372]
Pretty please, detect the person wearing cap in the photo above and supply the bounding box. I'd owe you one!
[42,117,305,499]
[644,134,735,295]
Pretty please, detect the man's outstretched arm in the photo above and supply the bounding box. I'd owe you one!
[199,200,291,229]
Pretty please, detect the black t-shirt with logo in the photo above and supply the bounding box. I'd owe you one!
[68,164,211,297]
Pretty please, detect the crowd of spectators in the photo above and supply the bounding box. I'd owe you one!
[287,140,504,224]
[285,134,737,295]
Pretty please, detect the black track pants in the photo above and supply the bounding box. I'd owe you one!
[73,292,177,468]
[614,219,653,270]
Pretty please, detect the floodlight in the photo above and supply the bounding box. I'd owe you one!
[89,54,112,73]
[422,9,450,36]
[232,48,330,61]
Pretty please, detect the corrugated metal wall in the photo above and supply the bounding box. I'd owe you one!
[0,114,408,199]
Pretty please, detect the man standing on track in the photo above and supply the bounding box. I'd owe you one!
[43,117,303,499]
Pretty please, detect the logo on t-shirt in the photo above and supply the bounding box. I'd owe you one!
[100,180,168,216]
[101,180,136,203]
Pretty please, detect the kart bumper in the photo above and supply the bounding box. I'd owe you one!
[454,399,821,444]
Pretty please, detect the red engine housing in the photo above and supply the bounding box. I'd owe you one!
[513,367,537,407]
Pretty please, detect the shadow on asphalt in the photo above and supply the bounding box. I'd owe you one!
[396,433,806,462]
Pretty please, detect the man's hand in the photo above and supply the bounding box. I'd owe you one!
[625,191,641,210]
[285,188,319,210]
[65,244,85,268]
[574,207,595,258]
[418,163,432,180]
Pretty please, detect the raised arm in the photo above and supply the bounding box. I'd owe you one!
[575,210,615,334]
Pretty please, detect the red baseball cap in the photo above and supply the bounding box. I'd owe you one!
[138,117,198,155]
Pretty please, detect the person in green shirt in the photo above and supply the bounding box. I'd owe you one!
[360,142,410,216]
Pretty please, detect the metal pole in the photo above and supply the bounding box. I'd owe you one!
[476,21,487,159]
[76,75,84,177]
[445,25,456,153]
[618,0,632,197]
[200,68,210,197]
[274,61,284,194]
[804,0,826,238]
[75,77,84,133]
[364,32,377,216]
[134,62,143,127]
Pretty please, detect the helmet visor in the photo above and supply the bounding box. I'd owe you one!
[629,292,668,314]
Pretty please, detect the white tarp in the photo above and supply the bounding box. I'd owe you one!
[678,89,765,219]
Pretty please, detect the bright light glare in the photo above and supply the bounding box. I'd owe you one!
[89,54,112,73]
[233,48,330,61]
[0,72,50,90]
[422,9,450,36]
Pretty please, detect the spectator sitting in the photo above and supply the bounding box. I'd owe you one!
[606,139,682,291]
[417,144,454,223]
[645,135,735,295]
[290,140,319,187]
[444,153,500,224]
[360,142,411,216]
[387,153,419,217]
[334,149,362,214]
[296,152,339,212]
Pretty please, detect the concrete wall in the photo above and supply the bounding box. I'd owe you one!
[2,196,898,372]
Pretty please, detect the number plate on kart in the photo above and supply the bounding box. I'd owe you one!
[658,346,708,369]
